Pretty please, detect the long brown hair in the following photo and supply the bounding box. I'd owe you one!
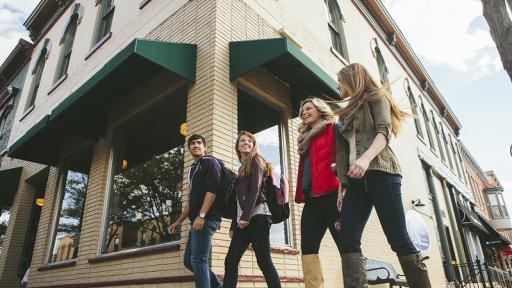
[336,63,409,136]
[236,131,269,178]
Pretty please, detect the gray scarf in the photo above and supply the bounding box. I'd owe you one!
[297,120,331,155]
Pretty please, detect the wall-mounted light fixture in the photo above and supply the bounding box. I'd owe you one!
[412,199,426,207]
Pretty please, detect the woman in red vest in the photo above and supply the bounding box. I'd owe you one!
[295,98,342,287]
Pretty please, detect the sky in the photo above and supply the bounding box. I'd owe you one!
[0,0,511,220]
[381,0,512,216]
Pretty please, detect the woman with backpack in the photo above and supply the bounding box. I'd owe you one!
[223,131,281,288]
[335,63,431,287]
[295,98,343,287]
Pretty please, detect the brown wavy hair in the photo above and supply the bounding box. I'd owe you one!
[236,131,269,178]
[335,63,409,137]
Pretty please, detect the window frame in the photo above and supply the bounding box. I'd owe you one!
[372,40,390,86]
[324,0,349,60]
[237,87,292,247]
[100,133,183,254]
[404,78,424,138]
[93,0,115,46]
[431,113,445,161]
[488,192,510,219]
[98,91,188,255]
[440,125,454,170]
[420,101,435,150]
[47,148,92,264]
[54,14,78,83]
[0,112,8,137]
[25,42,49,112]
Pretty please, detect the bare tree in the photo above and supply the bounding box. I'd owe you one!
[481,0,512,81]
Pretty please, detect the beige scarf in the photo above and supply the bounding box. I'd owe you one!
[297,120,331,155]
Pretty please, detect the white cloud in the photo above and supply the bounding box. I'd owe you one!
[254,126,280,146]
[0,1,37,65]
[382,0,500,79]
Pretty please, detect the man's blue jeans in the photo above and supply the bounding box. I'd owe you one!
[184,219,222,288]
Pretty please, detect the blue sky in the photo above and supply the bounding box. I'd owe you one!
[0,0,511,219]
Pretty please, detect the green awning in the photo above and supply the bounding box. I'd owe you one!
[456,198,488,234]
[0,167,22,208]
[7,39,196,166]
[7,115,61,164]
[229,38,339,115]
[478,213,511,247]
[50,38,197,138]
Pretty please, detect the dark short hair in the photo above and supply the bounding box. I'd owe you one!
[187,134,206,148]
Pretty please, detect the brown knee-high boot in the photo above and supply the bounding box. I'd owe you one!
[302,254,324,288]
[342,253,368,288]
[398,253,432,288]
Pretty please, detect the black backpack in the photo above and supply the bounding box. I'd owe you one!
[202,156,237,219]
[263,172,290,224]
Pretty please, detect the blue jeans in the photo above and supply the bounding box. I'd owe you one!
[184,219,222,288]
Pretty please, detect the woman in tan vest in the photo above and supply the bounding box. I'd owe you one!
[334,63,432,288]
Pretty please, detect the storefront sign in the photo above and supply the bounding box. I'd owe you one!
[406,210,430,252]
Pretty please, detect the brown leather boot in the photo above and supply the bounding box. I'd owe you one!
[302,254,324,288]
[342,253,368,288]
[398,253,432,288]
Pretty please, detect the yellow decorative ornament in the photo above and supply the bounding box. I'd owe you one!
[180,123,187,136]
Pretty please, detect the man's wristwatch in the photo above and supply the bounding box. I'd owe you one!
[199,212,206,219]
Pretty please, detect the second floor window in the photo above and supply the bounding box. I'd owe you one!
[25,40,50,112]
[325,0,349,60]
[420,100,435,149]
[450,136,462,179]
[488,192,509,219]
[404,78,423,138]
[441,126,453,169]
[55,5,80,81]
[372,39,390,87]
[0,112,8,137]
[94,0,115,44]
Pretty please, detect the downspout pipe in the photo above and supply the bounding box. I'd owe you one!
[422,161,457,282]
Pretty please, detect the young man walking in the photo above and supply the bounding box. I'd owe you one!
[169,134,223,288]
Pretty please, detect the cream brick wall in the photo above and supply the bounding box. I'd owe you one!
[0,157,48,288]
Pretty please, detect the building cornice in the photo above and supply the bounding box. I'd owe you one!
[0,39,33,92]
[23,0,74,44]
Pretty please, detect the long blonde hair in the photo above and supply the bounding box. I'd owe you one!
[297,98,335,134]
[336,63,409,136]
[236,131,269,178]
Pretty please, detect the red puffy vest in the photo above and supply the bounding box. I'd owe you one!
[295,123,339,203]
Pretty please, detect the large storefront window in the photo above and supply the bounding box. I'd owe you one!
[50,148,92,262]
[102,90,186,253]
[238,89,290,246]
[0,210,9,250]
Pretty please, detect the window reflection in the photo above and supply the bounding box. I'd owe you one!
[238,88,290,246]
[103,89,187,253]
[51,170,89,262]
[254,125,289,245]
[104,146,184,253]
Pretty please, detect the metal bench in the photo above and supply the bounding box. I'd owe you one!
[366,259,408,287]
